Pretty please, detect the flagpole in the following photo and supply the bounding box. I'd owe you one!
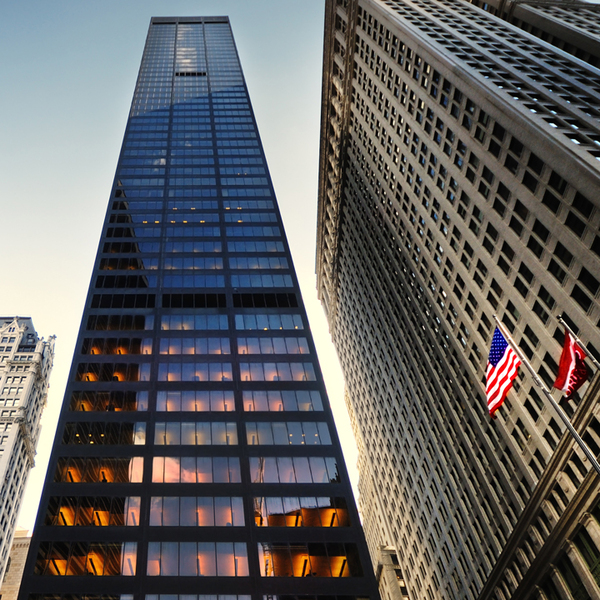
[558,315,600,370]
[493,316,600,478]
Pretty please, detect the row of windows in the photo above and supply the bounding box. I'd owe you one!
[230,257,288,269]
[164,275,227,288]
[148,541,239,577]
[86,291,303,312]
[159,314,227,331]
[98,257,290,271]
[62,423,146,446]
[75,361,318,383]
[154,422,237,445]
[238,337,310,355]
[95,274,297,290]
[149,496,244,526]
[105,238,270,255]
[258,543,361,578]
[235,314,303,331]
[62,420,333,447]
[157,390,234,412]
[33,541,259,578]
[1,387,23,396]
[70,391,149,412]
[90,292,295,311]
[231,274,293,288]
[152,456,344,485]
[58,453,347,486]
[239,362,316,382]
[67,389,325,414]
[158,390,324,413]
[87,315,153,331]
[46,493,350,530]
[55,457,144,483]
[76,362,151,382]
[159,362,318,382]
[158,337,230,355]
[82,338,153,355]
[45,496,140,527]
[228,241,284,252]
[35,542,137,576]
[157,362,232,382]
[165,257,222,268]
[256,496,350,527]
[106,225,282,239]
[114,182,271,200]
[148,313,303,334]
[246,422,331,446]
[110,211,278,225]
[249,456,339,484]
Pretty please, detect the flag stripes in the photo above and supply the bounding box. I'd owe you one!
[486,328,521,417]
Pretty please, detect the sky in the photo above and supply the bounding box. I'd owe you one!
[0,0,357,533]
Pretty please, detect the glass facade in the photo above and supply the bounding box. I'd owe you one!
[18,16,379,600]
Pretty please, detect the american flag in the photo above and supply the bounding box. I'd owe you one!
[486,327,521,417]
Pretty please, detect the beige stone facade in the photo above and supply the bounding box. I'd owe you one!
[0,319,54,581]
[0,530,30,600]
[317,0,600,598]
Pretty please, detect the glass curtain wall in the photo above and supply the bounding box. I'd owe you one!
[18,16,379,600]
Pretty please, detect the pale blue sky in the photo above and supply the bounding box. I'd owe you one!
[0,1,355,532]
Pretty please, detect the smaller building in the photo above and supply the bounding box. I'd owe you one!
[0,318,54,581]
[0,529,31,600]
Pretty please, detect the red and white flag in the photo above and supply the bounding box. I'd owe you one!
[486,327,521,417]
[554,331,588,399]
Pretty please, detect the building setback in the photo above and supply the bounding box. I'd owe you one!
[466,0,600,69]
[317,0,600,599]
[17,16,380,600]
[0,318,54,582]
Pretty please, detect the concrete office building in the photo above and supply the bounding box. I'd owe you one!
[317,0,600,598]
[0,318,54,582]
[17,16,380,600]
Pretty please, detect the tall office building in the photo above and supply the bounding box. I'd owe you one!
[317,0,600,598]
[0,318,54,581]
[18,16,379,600]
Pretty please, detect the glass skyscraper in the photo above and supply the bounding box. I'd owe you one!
[17,16,379,600]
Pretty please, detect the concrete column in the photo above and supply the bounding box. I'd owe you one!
[565,540,600,599]
[549,565,575,600]
[581,512,600,553]
[534,586,546,600]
